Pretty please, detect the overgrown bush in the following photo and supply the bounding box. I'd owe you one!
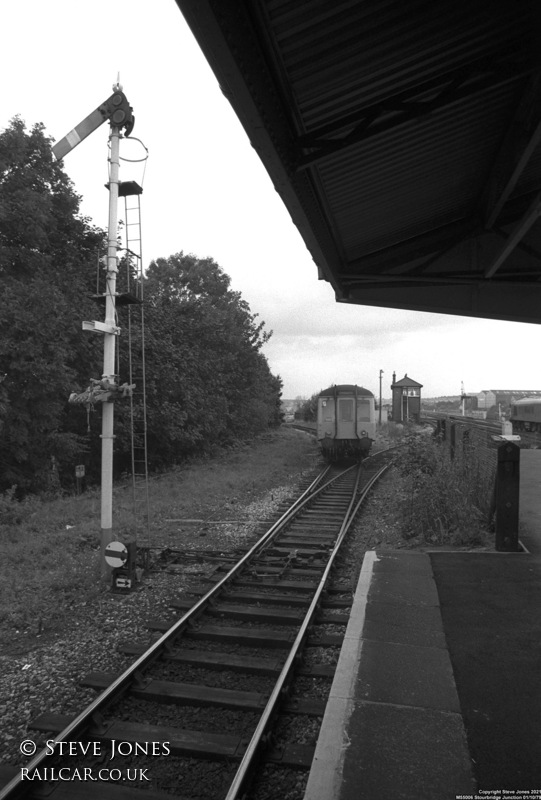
[0,486,42,525]
[395,433,493,546]
[379,421,412,440]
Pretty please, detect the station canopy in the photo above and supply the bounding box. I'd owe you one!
[175,1,541,324]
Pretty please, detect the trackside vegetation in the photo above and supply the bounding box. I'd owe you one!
[394,431,493,546]
[0,118,282,498]
[296,393,318,421]
[0,428,317,641]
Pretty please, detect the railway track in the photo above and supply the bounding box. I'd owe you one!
[423,412,541,448]
[1,451,393,800]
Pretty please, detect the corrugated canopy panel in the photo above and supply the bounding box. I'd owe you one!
[176,0,541,323]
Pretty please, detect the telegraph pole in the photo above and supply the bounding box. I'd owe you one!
[379,369,384,425]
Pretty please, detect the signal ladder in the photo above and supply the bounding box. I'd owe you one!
[119,180,150,553]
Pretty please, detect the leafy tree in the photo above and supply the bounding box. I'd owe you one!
[0,118,105,494]
[123,252,282,467]
[298,392,319,421]
[0,119,283,495]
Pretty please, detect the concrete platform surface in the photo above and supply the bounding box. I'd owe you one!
[431,551,541,792]
[304,551,476,800]
[306,549,541,799]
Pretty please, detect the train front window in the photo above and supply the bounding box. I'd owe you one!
[339,399,353,422]
[357,399,371,421]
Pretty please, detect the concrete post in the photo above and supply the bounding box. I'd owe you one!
[495,441,520,552]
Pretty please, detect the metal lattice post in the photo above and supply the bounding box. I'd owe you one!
[123,188,151,548]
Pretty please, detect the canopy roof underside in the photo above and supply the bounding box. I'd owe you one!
[176,0,541,324]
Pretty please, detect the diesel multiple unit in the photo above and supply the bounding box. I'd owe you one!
[317,384,376,461]
[510,398,541,432]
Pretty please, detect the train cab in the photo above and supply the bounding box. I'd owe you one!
[317,384,376,461]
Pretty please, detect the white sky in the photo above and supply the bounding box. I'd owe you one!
[2,0,541,400]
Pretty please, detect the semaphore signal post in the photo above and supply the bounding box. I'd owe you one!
[53,82,135,579]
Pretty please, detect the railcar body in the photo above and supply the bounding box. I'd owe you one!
[317,384,376,461]
[510,398,541,432]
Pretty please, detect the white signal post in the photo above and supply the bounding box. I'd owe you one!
[53,83,134,579]
[100,123,121,573]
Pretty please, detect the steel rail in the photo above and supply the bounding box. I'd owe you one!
[0,462,355,800]
[225,459,391,799]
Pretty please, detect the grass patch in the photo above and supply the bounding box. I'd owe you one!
[0,428,319,643]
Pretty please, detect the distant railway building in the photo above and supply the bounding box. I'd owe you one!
[475,390,541,418]
[476,390,496,410]
[391,373,423,423]
[486,390,541,406]
[460,389,541,421]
